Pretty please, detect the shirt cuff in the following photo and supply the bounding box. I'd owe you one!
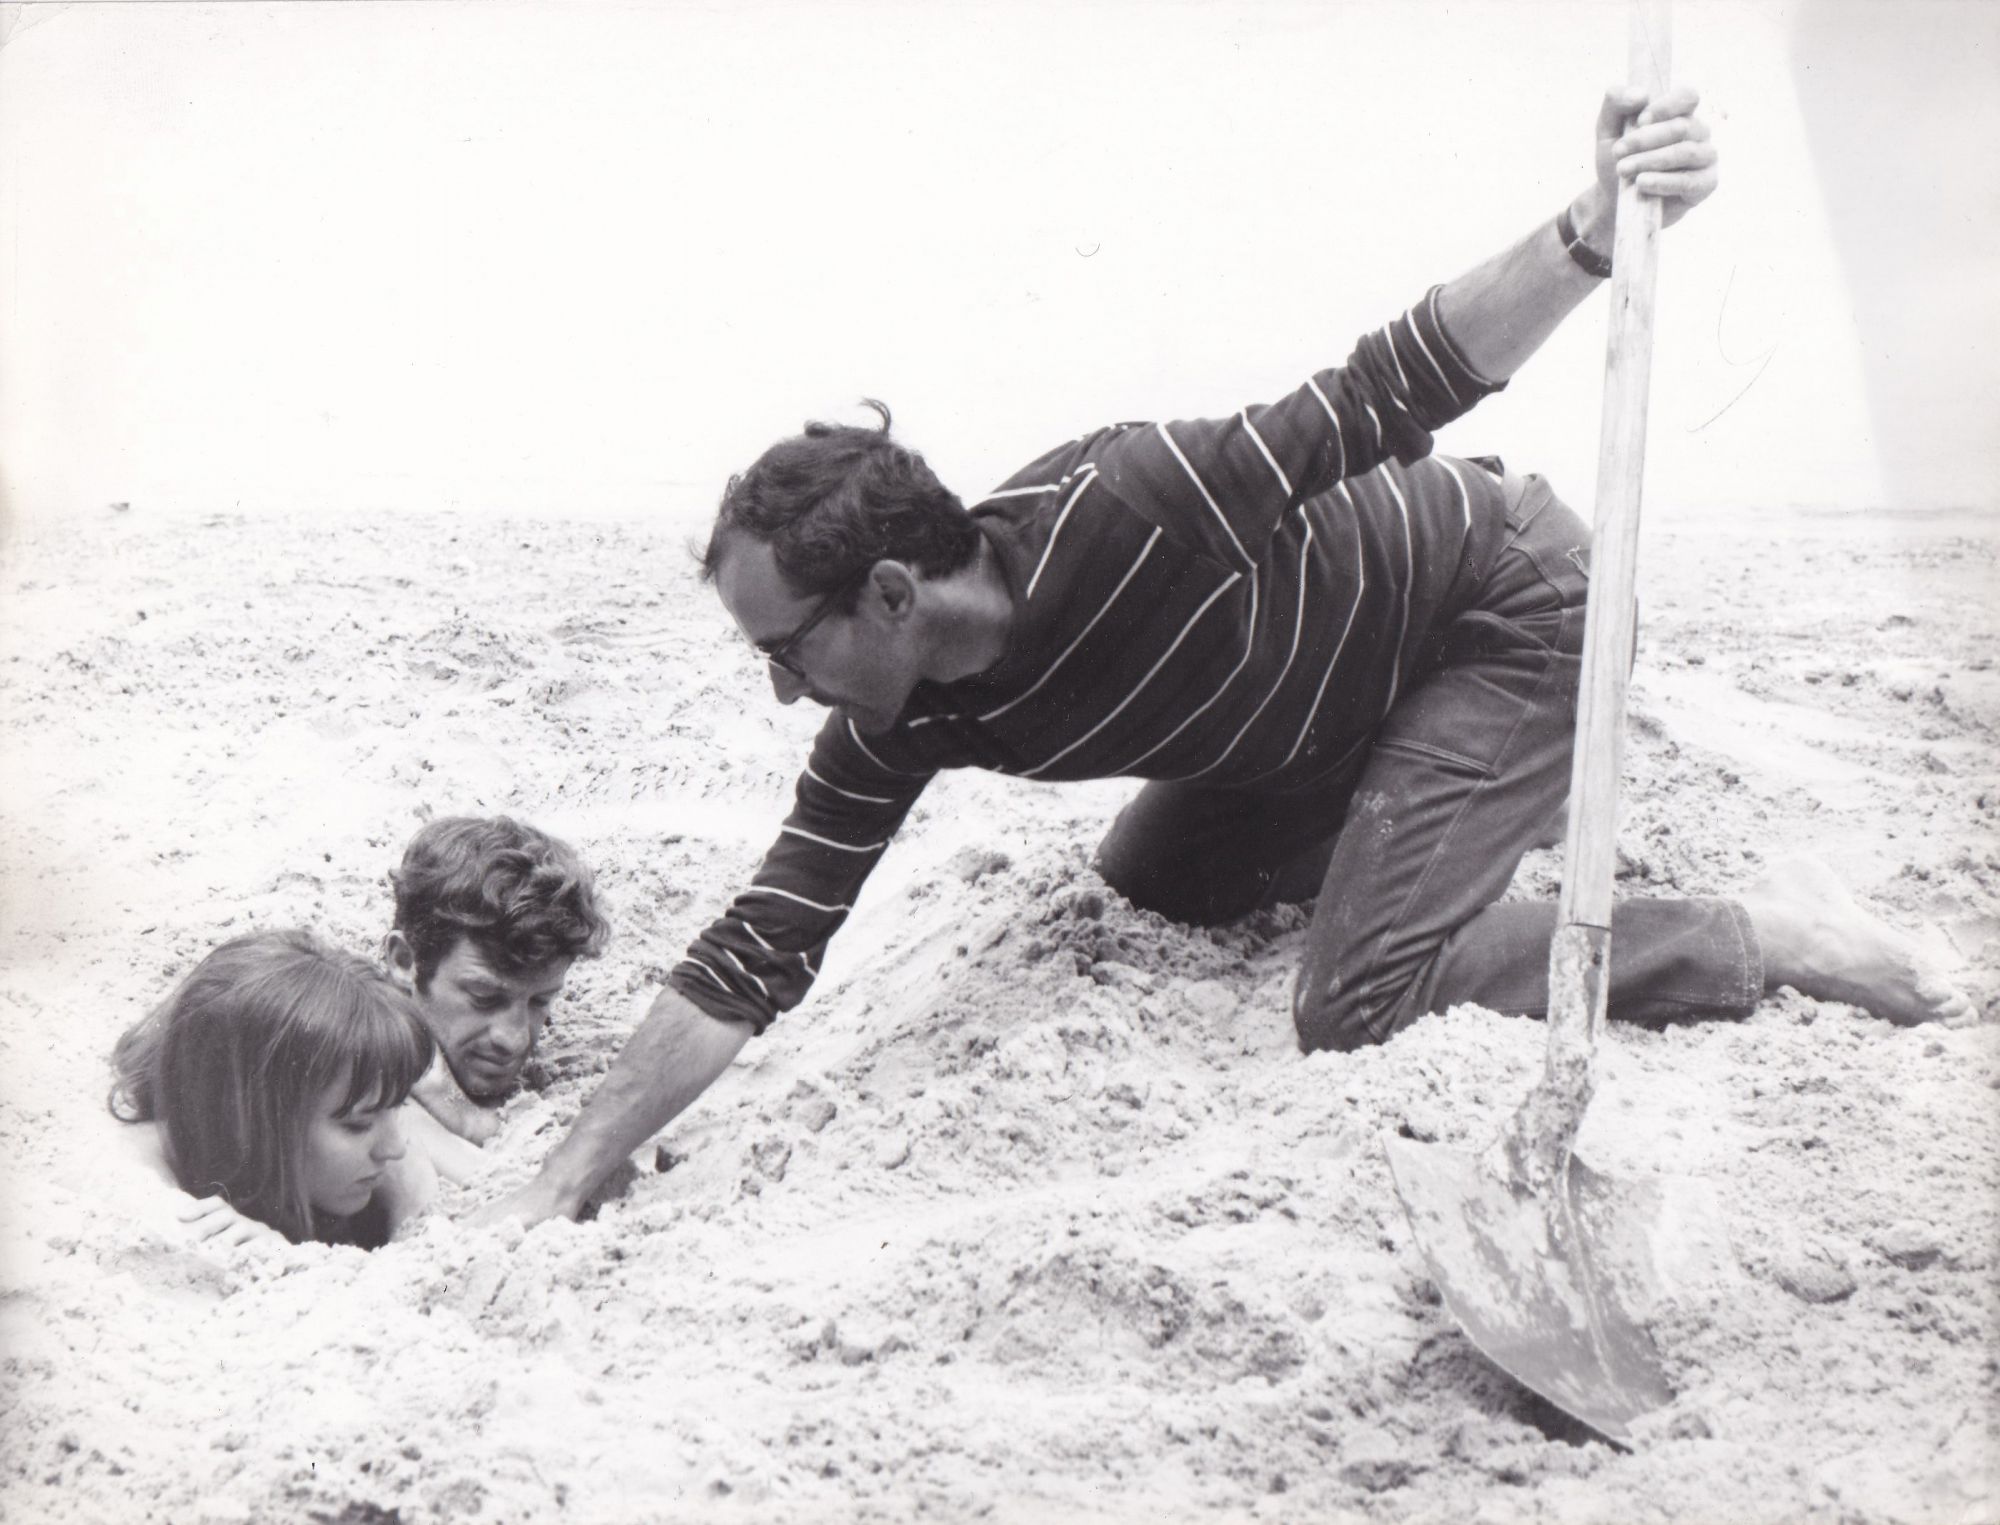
[1420,284,1507,397]
[668,963,774,1037]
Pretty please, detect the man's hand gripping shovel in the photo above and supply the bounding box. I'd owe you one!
[1384,1,1731,1447]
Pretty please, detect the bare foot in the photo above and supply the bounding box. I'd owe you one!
[1739,857,1977,1027]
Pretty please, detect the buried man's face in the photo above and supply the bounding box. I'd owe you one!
[392,936,572,1100]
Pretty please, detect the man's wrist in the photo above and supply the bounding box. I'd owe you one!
[1561,189,1615,273]
[535,1146,607,1219]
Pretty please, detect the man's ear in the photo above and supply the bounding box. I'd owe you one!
[382,931,419,993]
[868,561,919,622]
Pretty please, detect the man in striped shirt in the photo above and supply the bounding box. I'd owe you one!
[483,86,1969,1226]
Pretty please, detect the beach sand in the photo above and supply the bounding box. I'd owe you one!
[2,502,1995,1523]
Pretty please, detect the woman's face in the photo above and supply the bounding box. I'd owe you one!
[300,1076,408,1219]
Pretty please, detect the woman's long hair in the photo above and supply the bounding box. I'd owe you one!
[110,929,434,1245]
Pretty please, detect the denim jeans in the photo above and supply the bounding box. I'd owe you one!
[1094,472,1763,1052]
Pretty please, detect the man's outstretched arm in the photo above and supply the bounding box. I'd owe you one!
[1436,85,1719,383]
[471,986,749,1225]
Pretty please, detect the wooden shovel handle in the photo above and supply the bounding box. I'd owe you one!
[1561,0,1674,935]
[1500,0,1673,1192]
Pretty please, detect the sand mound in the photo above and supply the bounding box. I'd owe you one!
[2,506,1995,1523]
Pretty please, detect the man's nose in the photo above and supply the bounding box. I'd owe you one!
[770,663,810,705]
[486,1007,534,1058]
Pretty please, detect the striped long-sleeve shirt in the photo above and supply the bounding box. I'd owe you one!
[673,286,1516,1032]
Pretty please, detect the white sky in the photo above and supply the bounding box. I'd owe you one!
[1,0,1994,525]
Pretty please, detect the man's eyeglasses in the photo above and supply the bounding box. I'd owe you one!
[757,565,871,679]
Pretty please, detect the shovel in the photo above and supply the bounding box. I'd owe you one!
[1385,0,1718,1446]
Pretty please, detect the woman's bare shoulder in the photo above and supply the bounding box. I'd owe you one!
[107,1117,179,1189]
[81,1116,205,1239]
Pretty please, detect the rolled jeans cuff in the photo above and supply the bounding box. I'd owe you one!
[1718,895,1764,1016]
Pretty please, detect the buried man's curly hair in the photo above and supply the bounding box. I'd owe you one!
[389,815,611,987]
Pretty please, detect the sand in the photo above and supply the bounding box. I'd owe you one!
[1,502,1996,1524]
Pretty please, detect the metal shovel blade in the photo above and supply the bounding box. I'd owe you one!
[1385,1138,1683,1445]
[1377,0,1703,1448]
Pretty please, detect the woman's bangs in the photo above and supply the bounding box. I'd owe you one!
[329,984,435,1117]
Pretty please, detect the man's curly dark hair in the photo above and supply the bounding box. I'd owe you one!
[389,815,610,987]
[698,399,982,605]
